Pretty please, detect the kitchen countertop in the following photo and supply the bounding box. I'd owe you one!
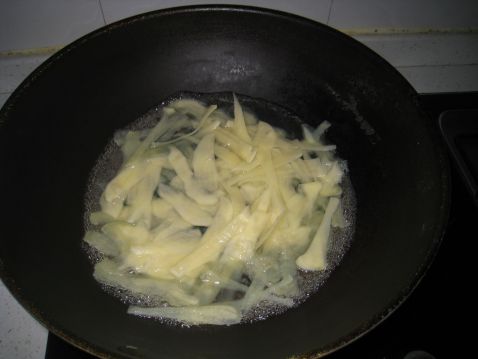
[1,1,477,358]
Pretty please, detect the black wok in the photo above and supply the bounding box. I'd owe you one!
[0,5,449,358]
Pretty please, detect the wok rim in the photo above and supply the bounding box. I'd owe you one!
[0,4,451,358]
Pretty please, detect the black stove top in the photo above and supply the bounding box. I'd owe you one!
[45,92,478,359]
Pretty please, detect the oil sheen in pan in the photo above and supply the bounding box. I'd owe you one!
[83,92,357,325]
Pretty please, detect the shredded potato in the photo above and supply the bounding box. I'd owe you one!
[85,95,349,325]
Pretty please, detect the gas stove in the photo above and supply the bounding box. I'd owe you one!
[44,92,478,359]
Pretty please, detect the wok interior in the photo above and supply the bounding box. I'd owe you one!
[0,7,447,358]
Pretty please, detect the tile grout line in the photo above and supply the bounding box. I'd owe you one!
[0,46,62,58]
[341,27,478,36]
[98,0,107,25]
[1,27,477,57]
[326,0,334,25]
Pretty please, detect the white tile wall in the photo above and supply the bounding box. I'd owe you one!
[329,0,478,29]
[0,1,477,359]
[0,0,105,53]
[355,34,478,67]
[353,33,478,93]
[398,64,478,93]
[0,54,50,94]
[100,0,332,24]
[0,0,476,98]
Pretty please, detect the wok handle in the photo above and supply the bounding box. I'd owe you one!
[439,109,478,207]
